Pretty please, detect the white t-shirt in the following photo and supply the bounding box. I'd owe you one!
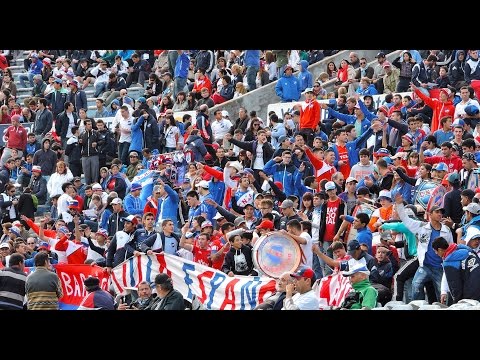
[454,98,480,120]
[282,289,319,310]
[253,144,265,169]
[66,112,75,138]
[119,116,133,143]
[164,126,179,148]
[300,231,313,268]
[211,119,232,141]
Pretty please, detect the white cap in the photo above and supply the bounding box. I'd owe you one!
[228,161,243,172]
[325,181,336,191]
[463,203,480,215]
[345,177,358,184]
[92,183,103,190]
[221,110,229,118]
[463,226,480,244]
[195,180,210,189]
[378,190,392,200]
[213,212,224,220]
[111,198,123,205]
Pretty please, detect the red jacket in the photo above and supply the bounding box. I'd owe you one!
[414,88,455,132]
[300,99,320,130]
[5,125,27,151]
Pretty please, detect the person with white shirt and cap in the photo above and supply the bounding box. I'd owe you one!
[282,265,319,310]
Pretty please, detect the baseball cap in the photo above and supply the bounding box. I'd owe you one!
[435,162,448,172]
[201,220,213,229]
[54,77,63,84]
[356,186,370,196]
[37,242,50,251]
[32,165,42,173]
[195,180,210,189]
[213,212,225,220]
[375,52,386,58]
[96,228,109,238]
[228,161,242,172]
[453,119,465,128]
[342,263,370,277]
[463,203,480,215]
[346,239,361,256]
[256,220,274,231]
[57,226,70,235]
[137,97,147,103]
[73,176,82,182]
[111,198,123,205]
[0,242,9,249]
[284,64,294,72]
[464,104,480,116]
[234,217,246,227]
[280,199,294,209]
[345,177,358,184]
[325,181,336,191]
[463,226,480,245]
[463,152,476,161]
[382,61,392,68]
[131,182,142,191]
[290,266,316,282]
[123,215,139,225]
[380,231,392,241]
[221,110,229,118]
[9,227,20,237]
[92,183,103,190]
[402,133,414,144]
[378,190,392,201]
[302,87,314,94]
[374,148,391,157]
[447,172,460,183]
[429,205,445,213]
[154,273,172,286]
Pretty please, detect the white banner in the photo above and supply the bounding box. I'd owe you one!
[111,253,276,310]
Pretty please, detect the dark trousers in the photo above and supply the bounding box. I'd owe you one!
[69,161,82,177]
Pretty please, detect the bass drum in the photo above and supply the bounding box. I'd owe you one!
[467,170,480,191]
[252,232,302,279]
[414,180,438,210]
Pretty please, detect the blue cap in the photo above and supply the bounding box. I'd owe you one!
[54,77,63,84]
[374,148,391,157]
[123,97,133,105]
[290,137,296,143]
[131,182,142,191]
[435,162,448,171]
[137,96,146,103]
[465,104,480,116]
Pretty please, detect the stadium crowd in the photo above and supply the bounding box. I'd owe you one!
[1,49,480,310]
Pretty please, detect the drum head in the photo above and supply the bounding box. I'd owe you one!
[252,232,302,279]
[426,185,447,214]
[414,180,438,210]
[467,171,480,191]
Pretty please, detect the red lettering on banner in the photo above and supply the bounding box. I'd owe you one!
[257,279,276,304]
[220,278,240,310]
[197,270,215,304]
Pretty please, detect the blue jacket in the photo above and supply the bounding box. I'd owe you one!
[332,126,373,169]
[345,215,373,254]
[391,181,413,204]
[123,194,145,216]
[443,244,480,303]
[174,52,189,79]
[264,159,299,196]
[209,180,225,207]
[158,184,179,225]
[25,141,41,156]
[275,74,301,102]
[100,207,112,230]
[129,116,146,153]
[356,84,378,96]
[297,60,313,91]
[244,50,260,68]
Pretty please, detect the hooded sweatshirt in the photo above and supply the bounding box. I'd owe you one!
[297,60,313,91]
[345,279,378,309]
[413,87,455,132]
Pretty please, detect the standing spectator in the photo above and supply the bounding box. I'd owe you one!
[68,80,87,113]
[25,252,63,310]
[297,60,313,92]
[448,50,466,91]
[244,50,260,91]
[275,64,301,102]
[173,50,189,99]
[299,88,320,147]
[273,50,289,79]
[0,253,26,310]
[194,50,214,75]
[55,102,78,152]
[33,98,53,142]
[392,51,415,92]
[80,119,100,185]
[65,126,82,177]
[45,78,68,120]
[106,214,137,270]
[432,236,480,304]
[33,139,57,177]
[118,106,134,165]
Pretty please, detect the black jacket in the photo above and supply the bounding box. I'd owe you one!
[32,148,57,176]
[34,108,53,136]
[65,137,82,163]
[79,129,100,157]
[107,210,129,236]
[45,90,68,119]
[68,89,88,113]
[222,245,257,276]
[17,193,36,220]
[55,111,79,139]
[228,138,274,166]
[146,289,185,310]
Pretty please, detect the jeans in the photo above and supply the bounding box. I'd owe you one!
[94,82,108,97]
[412,263,443,302]
[319,240,333,276]
[173,77,187,99]
[19,72,35,88]
[118,142,131,165]
[246,66,258,91]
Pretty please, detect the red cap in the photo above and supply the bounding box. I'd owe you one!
[290,266,316,282]
[255,220,274,231]
[441,173,449,187]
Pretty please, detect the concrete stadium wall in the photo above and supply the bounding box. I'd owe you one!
[209,50,394,121]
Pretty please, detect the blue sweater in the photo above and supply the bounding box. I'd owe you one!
[129,116,146,153]
[297,60,313,91]
[174,52,190,79]
[264,160,299,196]
[345,215,373,254]
[123,194,145,216]
[332,127,373,169]
[275,74,301,102]
[158,184,179,226]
